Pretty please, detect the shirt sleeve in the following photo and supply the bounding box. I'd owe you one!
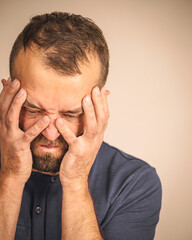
[101,166,162,240]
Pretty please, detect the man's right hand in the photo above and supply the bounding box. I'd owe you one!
[0,77,50,184]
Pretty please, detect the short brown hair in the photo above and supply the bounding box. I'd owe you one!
[9,12,109,85]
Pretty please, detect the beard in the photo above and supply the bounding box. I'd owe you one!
[30,133,68,174]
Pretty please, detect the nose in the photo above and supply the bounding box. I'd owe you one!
[41,118,60,141]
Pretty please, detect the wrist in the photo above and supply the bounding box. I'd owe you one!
[61,178,90,199]
[0,171,26,191]
[60,174,89,190]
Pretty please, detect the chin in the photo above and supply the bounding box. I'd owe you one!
[31,151,66,174]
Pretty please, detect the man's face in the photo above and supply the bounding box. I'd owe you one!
[13,47,101,175]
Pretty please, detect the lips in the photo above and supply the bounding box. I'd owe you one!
[41,145,58,148]
[41,145,57,147]
[38,145,60,152]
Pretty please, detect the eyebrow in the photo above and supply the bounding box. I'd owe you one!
[23,100,42,109]
[23,99,83,114]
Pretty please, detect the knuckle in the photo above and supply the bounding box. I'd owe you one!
[24,120,44,141]
[35,120,43,129]
[89,112,96,123]
[5,114,13,126]
[25,129,36,140]
[8,86,16,94]
[36,118,48,129]
[12,95,21,105]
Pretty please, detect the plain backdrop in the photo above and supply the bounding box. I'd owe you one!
[0,0,192,239]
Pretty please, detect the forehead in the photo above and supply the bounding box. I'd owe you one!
[13,48,101,111]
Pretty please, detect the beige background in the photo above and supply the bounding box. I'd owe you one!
[0,0,192,239]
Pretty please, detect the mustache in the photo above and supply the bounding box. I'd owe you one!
[31,133,68,147]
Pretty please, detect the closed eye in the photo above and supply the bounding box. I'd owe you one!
[22,106,43,115]
[63,113,83,120]
[64,114,79,118]
[27,110,40,114]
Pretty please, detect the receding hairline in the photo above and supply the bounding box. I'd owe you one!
[12,45,103,88]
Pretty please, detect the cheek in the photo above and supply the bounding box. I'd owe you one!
[19,113,41,131]
[67,119,84,136]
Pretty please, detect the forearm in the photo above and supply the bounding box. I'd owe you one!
[0,173,25,240]
[61,183,103,240]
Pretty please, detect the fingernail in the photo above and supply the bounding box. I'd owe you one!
[85,96,92,105]
[94,86,100,95]
[41,116,49,123]
[17,89,25,97]
[57,118,64,125]
[12,80,18,88]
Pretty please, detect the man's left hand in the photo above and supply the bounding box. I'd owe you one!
[56,86,109,189]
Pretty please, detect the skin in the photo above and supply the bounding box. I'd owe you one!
[0,46,109,239]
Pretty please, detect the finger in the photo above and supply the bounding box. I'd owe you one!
[0,77,12,94]
[5,88,27,130]
[1,77,12,87]
[23,116,50,142]
[91,86,105,129]
[56,118,77,145]
[91,86,109,132]
[1,79,6,87]
[101,87,110,120]
[82,95,97,138]
[0,79,20,119]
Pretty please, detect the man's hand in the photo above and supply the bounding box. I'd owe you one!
[56,86,109,188]
[0,78,50,184]
[57,86,109,240]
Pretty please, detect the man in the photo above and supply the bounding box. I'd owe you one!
[0,12,161,240]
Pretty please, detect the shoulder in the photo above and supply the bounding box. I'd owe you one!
[89,142,162,229]
[91,141,161,185]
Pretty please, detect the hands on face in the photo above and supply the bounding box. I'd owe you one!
[0,78,50,183]
[0,77,110,187]
[57,86,110,188]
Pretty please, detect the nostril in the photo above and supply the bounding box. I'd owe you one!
[41,131,60,141]
[41,125,60,141]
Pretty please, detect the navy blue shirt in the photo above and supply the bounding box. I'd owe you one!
[13,142,161,240]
